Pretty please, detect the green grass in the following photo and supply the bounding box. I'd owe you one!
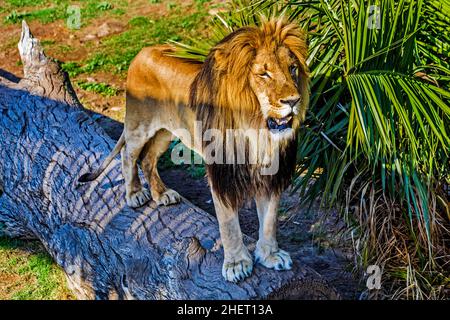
[61,55,112,77]
[76,80,119,97]
[186,164,206,179]
[1,0,128,25]
[0,237,74,300]
[5,7,63,24]
[5,0,46,7]
[82,10,209,75]
[60,61,83,77]
[55,2,210,77]
[96,1,113,11]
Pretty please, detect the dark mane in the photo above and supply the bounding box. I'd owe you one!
[188,19,308,208]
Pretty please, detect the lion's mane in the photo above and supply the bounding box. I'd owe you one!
[189,19,309,209]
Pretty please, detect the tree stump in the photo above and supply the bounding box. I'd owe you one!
[0,21,339,300]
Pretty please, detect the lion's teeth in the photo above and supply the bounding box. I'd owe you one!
[275,116,292,125]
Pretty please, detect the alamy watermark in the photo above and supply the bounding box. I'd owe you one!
[366,265,382,290]
[368,5,381,29]
[168,121,289,176]
[67,5,81,30]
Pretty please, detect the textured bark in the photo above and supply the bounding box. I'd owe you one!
[0,21,339,300]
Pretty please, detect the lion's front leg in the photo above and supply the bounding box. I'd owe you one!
[211,191,253,283]
[254,193,292,271]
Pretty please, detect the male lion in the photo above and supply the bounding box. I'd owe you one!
[80,18,309,282]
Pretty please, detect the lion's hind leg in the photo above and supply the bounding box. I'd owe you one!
[140,129,181,206]
[121,134,152,208]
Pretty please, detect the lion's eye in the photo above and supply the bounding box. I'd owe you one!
[290,65,299,79]
[259,72,271,79]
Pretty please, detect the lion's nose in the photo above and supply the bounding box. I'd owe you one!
[279,97,301,108]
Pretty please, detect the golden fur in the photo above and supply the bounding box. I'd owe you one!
[80,18,310,282]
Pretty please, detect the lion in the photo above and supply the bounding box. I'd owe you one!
[79,18,309,282]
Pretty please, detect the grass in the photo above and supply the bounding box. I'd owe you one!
[51,1,211,78]
[1,0,126,25]
[0,237,74,300]
[5,0,46,6]
[73,10,209,75]
[5,8,62,24]
[76,80,119,97]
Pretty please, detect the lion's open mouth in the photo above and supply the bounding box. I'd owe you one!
[267,116,293,132]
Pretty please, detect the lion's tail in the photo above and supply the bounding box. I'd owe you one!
[78,131,125,183]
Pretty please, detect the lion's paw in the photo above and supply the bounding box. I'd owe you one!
[255,242,292,271]
[222,256,253,283]
[127,189,152,208]
[155,189,181,206]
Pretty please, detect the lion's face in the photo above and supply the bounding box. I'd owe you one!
[194,20,309,143]
[249,45,303,138]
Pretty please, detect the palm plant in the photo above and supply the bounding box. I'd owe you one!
[173,0,450,298]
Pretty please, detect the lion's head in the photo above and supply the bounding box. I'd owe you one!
[191,18,309,140]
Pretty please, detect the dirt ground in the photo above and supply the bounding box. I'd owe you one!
[0,0,363,299]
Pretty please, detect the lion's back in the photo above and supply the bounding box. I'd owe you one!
[126,45,202,105]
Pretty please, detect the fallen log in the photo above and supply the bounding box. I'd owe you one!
[0,21,339,300]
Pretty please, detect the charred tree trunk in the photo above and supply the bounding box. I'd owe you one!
[0,22,339,300]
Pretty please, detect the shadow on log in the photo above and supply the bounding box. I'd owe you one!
[0,21,340,300]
